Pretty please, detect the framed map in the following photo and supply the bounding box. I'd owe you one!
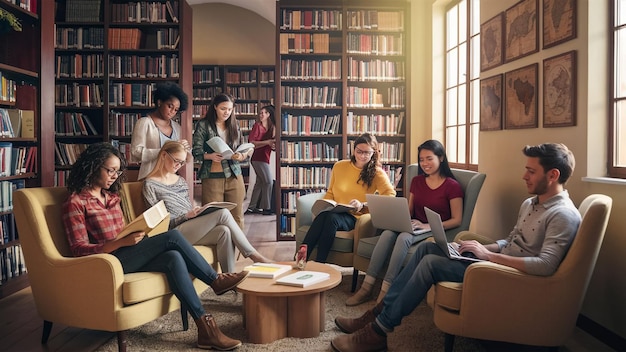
[505,63,538,129]
[480,74,503,131]
[480,13,503,72]
[543,51,576,127]
[543,0,576,49]
[504,0,539,63]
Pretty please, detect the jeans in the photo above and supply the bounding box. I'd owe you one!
[113,230,219,319]
[367,230,423,284]
[302,211,356,262]
[376,241,471,331]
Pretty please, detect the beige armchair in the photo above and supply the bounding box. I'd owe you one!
[431,194,612,351]
[13,187,217,352]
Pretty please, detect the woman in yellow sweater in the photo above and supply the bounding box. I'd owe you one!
[301,133,396,262]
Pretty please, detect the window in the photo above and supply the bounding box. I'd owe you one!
[445,0,480,170]
[610,0,626,178]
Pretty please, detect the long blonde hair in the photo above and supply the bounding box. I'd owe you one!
[144,141,186,179]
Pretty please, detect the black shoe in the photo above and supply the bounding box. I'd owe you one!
[261,209,273,215]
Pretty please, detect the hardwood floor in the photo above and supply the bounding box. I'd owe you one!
[0,212,616,351]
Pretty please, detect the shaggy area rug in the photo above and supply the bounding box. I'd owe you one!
[95,271,486,352]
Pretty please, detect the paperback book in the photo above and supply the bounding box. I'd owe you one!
[116,200,168,239]
[311,199,355,217]
[243,263,293,279]
[196,201,237,216]
[275,270,330,288]
[206,136,254,160]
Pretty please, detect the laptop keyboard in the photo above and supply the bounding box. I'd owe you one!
[448,243,461,256]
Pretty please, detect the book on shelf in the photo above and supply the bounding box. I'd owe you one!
[20,110,34,138]
[206,136,254,160]
[196,201,237,217]
[116,200,168,240]
[275,270,330,288]
[311,199,355,217]
[243,263,293,279]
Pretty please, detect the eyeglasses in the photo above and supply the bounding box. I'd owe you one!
[166,152,186,166]
[354,147,375,157]
[101,166,123,177]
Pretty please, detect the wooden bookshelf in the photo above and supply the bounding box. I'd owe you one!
[53,0,193,185]
[275,0,410,240]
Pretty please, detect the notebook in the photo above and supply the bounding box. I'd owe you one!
[366,194,431,237]
[424,207,483,262]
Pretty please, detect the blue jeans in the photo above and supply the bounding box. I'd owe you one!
[376,241,471,331]
[367,230,423,284]
[113,230,219,319]
[302,211,356,262]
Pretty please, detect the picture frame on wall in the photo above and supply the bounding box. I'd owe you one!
[505,63,538,129]
[543,50,577,127]
[480,13,504,72]
[504,0,539,63]
[543,0,577,49]
[480,74,503,131]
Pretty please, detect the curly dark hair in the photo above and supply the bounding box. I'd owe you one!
[350,133,380,188]
[153,81,189,112]
[66,142,127,194]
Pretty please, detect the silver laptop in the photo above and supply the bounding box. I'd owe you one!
[424,207,483,262]
[366,194,430,236]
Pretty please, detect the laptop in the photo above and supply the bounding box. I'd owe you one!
[424,207,483,262]
[366,194,431,237]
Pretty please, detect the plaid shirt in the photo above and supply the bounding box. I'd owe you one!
[192,118,243,179]
[62,190,125,257]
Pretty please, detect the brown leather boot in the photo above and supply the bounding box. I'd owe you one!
[331,323,387,352]
[335,301,383,333]
[195,313,241,350]
[210,271,249,295]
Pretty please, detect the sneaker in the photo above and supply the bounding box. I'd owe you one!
[331,323,387,352]
[335,308,377,334]
[210,271,249,295]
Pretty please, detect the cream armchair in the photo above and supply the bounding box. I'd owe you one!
[13,187,217,352]
[431,194,612,351]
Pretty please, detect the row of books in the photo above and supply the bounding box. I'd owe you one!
[192,105,209,119]
[0,179,24,212]
[281,113,341,136]
[109,83,155,107]
[55,83,104,107]
[280,189,325,214]
[346,112,405,136]
[280,86,340,108]
[55,54,105,79]
[110,1,179,23]
[55,27,105,50]
[347,57,406,81]
[192,87,223,101]
[381,165,403,189]
[346,33,405,56]
[54,170,69,187]
[65,0,101,22]
[0,108,34,138]
[280,141,340,163]
[109,54,180,79]
[0,145,37,177]
[0,245,27,283]
[279,33,339,54]
[193,68,221,85]
[6,0,36,14]
[108,28,143,50]
[233,102,261,116]
[111,139,132,166]
[54,142,88,166]
[347,141,405,163]
[55,112,99,136]
[0,213,16,244]
[108,111,140,137]
[346,86,405,108]
[279,9,343,31]
[0,73,16,103]
[279,214,296,236]
[225,70,259,84]
[280,59,342,81]
[280,166,332,189]
[225,87,273,102]
[346,10,405,31]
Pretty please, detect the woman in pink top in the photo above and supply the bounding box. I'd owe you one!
[247,104,276,215]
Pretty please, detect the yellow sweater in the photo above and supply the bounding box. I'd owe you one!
[324,160,396,216]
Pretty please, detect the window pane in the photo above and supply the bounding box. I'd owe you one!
[458,0,467,43]
[471,0,481,35]
[470,79,480,123]
[617,29,626,97]
[619,0,626,25]
[470,123,479,164]
[470,35,480,79]
[446,127,459,162]
[447,88,458,125]
[616,100,626,166]
[447,48,458,87]
[458,125,466,163]
[458,83,467,124]
[458,42,467,83]
[447,6,458,49]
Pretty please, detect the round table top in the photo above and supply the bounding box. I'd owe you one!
[236,261,342,297]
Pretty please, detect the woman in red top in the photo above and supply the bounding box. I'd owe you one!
[246,104,276,214]
[61,142,248,351]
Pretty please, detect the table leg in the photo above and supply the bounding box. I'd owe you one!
[287,293,321,338]
[243,294,288,344]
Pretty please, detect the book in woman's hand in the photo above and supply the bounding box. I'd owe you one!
[116,200,168,239]
[197,201,237,216]
[311,199,355,217]
[206,136,255,160]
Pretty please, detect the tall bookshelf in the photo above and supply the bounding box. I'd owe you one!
[53,0,193,185]
[0,0,54,298]
[276,0,410,240]
[191,64,275,187]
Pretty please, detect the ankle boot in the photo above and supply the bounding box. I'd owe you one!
[210,271,249,295]
[335,302,381,334]
[195,313,242,351]
[331,323,388,352]
[346,281,373,306]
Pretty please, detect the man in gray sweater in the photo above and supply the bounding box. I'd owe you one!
[331,143,581,352]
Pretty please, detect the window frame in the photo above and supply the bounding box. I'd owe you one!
[609,0,626,178]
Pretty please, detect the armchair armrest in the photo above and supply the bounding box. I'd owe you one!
[353,214,377,245]
[295,192,325,228]
[453,231,495,244]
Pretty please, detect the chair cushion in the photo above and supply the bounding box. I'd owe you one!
[433,281,463,311]
[295,225,355,253]
[356,235,380,258]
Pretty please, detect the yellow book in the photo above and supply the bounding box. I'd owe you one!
[243,263,293,279]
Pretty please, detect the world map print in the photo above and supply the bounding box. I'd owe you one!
[480,75,502,130]
[480,13,503,71]
[543,0,576,48]
[505,64,537,129]
[505,0,538,62]
[543,51,576,127]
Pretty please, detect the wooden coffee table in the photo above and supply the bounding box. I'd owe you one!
[236,261,342,344]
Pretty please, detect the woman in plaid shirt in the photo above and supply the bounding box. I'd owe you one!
[62,142,248,351]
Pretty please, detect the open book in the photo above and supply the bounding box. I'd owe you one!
[116,200,168,240]
[311,199,356,217]
[206,136,254,160]
[197,201,237,217]
[275,270,330,288]
[243,263,293,279]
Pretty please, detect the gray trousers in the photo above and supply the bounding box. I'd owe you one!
[249,160,273,210]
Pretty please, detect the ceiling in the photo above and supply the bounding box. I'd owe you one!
[186,0,276,24]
